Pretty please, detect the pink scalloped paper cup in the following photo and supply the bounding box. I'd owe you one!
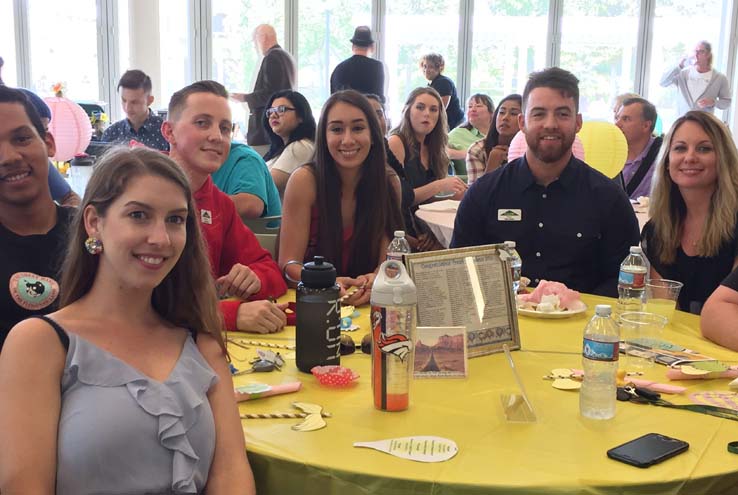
[311,365,360,387]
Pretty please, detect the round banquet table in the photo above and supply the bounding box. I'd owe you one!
[231,292,738,495]
[415,202,650,249]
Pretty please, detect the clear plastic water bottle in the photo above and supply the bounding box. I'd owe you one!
[503,241,522,294]
[580,304,620,420]
[616,246,647,317]
[386,230,411,262]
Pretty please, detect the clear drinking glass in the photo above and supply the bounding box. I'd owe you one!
[645,279,683,323]
[619,312,668,369]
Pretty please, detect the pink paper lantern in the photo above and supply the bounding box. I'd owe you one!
[506,130,585,162]
[44,97,92,162]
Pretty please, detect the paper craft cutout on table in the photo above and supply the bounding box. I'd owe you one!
[234,382,302,402]
[681,361,730,374]
[666,365,738,381]
[689,392,738,412]
[544,368,685,394]
[340,305,360,331]
[353,436,458,463]
[413,326,468,378]
[620,339,715,367]
[543,368,582,390]
[240,402,330,431]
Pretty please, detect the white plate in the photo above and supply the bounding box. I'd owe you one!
[434,191,455,199]
[517,304,588,319]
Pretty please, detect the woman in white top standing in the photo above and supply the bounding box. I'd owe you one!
[262,90,317,196]
[660,40,731,116]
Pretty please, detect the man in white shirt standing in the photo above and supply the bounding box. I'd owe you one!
[660,40,731,116]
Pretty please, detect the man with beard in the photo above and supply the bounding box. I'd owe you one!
[451,67,639,297]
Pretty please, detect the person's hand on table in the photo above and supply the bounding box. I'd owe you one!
[217,263,261,299]
[236,300,288,334]
[337,273,375,306]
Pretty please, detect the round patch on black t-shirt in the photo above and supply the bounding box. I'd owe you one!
[10,271,60,311]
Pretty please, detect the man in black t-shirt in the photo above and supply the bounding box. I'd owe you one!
[330,26,386,102]
[0,86,75,350]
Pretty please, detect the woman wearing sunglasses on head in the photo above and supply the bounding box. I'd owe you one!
[262,90,317,197]
[279,90,404,306]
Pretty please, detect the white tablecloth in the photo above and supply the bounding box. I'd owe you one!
[416,203,649,249]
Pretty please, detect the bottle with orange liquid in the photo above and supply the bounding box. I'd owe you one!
[370,260,417,411]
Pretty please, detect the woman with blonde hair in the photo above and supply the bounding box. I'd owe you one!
[0,147,255,493]
[388,87,467,205]
[641,110,738,314]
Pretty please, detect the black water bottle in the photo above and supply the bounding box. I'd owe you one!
[295,256,341,373]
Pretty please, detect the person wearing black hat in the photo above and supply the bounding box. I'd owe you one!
[330,26,386,102]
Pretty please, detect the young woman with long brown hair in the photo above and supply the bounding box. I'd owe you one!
[279,90,404,306]
[0,147,255,494]
[389,87,467,204]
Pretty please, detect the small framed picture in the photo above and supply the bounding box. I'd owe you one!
[413,326,468,378]
[404,244,521,358]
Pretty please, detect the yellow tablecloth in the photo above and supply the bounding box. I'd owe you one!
[231,292,738,494]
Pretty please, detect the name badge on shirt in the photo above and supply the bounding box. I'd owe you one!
[498,209,522,221]
[200,209,213,225]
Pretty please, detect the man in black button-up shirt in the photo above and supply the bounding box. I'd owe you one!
[451,68,639,297]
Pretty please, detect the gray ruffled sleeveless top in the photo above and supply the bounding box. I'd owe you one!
[56,326,218,494]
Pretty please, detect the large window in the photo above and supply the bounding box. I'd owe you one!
[297,0,371,115]
[385,0,460,124]
[159,0,191,112]
[648,0,732,131]
[0,0,17,87]
[118,0,130,75]
[211,0,285,139]
[28,0,99,99]
[470,0,549,106]
[560,1,640,121]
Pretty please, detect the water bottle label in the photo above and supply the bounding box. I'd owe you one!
[387,253,403,262]
[582,337,619,362]
[618,270,645,289]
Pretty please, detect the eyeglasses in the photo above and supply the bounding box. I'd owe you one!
[265,105,296,116]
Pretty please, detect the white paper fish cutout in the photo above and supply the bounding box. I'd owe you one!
[353,436,458,462]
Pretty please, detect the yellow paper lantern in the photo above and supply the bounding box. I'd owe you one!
[577,121,627,179]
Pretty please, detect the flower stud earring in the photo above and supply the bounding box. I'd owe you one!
[84,237,103,255]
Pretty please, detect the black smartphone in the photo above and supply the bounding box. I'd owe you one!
[607,433,689,468]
